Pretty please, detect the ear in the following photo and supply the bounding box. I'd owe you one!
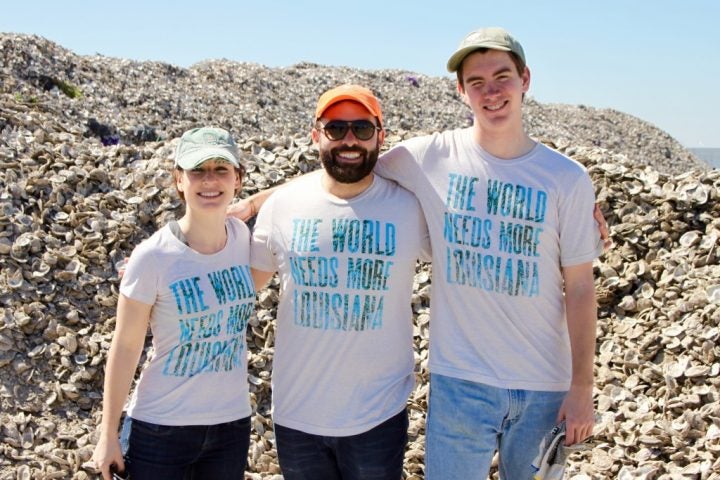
[174,170,185,192]
[377,128,385,148]
[521,66,531,93]
[457,81,470,106]
[311,127,321,145]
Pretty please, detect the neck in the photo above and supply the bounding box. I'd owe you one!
[177,213,228,254]
[472,125,535,159]
[322,172,374,199]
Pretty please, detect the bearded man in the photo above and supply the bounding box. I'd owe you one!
[249,85,431,480]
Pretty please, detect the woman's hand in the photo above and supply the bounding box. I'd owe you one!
[92,433,125,480]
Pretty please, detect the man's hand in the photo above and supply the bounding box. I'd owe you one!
[227,198,256,221]
[556,384,594,445]
[593,204,612,250]
[116,258,128,279]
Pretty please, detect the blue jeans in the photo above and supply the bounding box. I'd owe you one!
[426,374,566,480]
[120,416,250,480]
[274,408,408,480]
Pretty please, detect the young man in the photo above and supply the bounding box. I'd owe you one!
[250,85,431,480]
[376,27,601,479]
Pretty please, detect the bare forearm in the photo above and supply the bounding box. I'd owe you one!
[565,284,596,387]
[229,169,322,221]
[247,187,278,214]
[228,186,278,220]
[558,263,598,443]
[567,319,595,388]
[99,296,151,435]
[99,340,143,434]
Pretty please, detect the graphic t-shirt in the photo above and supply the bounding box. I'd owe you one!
[251,171,431,436]
[377,128,603,391]
[121,218,255,425]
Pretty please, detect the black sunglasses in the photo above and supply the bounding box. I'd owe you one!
[317,120,380,141]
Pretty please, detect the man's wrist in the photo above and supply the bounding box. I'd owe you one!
[569,381,594,390]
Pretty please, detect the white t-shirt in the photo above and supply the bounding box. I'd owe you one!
[121,218,255,425]
[377,128,602,391]
[251,171,431,436]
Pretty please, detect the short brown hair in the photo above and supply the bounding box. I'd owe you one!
[456,49,526,88]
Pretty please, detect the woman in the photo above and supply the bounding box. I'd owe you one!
[92,127,256,479]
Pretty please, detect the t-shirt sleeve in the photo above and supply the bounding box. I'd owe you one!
[376,137,430,192]
[559,172,603,266]
[119,241,159,305]
[416,200,432,262]
[250,194,279,273]
[378,137,437,263]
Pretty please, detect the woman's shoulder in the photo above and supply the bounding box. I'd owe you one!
[129,224,189,263]
[226,216,251,240]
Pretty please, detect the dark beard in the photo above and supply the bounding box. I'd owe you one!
[320,143,379,184]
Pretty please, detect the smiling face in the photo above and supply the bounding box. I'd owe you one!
[457,49,530,137]
[174,158,242,212]
[312,100,385,184]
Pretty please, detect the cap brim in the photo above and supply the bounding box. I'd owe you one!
[176,148,240,170]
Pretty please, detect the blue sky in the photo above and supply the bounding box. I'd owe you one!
[3,0,718,147]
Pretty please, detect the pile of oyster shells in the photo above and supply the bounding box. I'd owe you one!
[1,33,718,479]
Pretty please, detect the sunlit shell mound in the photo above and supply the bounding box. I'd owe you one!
[0,32,718,479]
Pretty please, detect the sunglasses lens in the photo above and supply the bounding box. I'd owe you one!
[321,121,377,141]
[323,121,350,141]
[350,121,376,140]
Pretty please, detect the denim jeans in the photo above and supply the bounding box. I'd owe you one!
[120,416,250,480]
[426,374,566,480]
[274,408,408,480]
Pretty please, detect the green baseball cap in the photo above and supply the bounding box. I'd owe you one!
[446,27,526,73]
[175,127,241,170]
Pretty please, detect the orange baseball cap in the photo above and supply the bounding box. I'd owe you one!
[315,84,383,125]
